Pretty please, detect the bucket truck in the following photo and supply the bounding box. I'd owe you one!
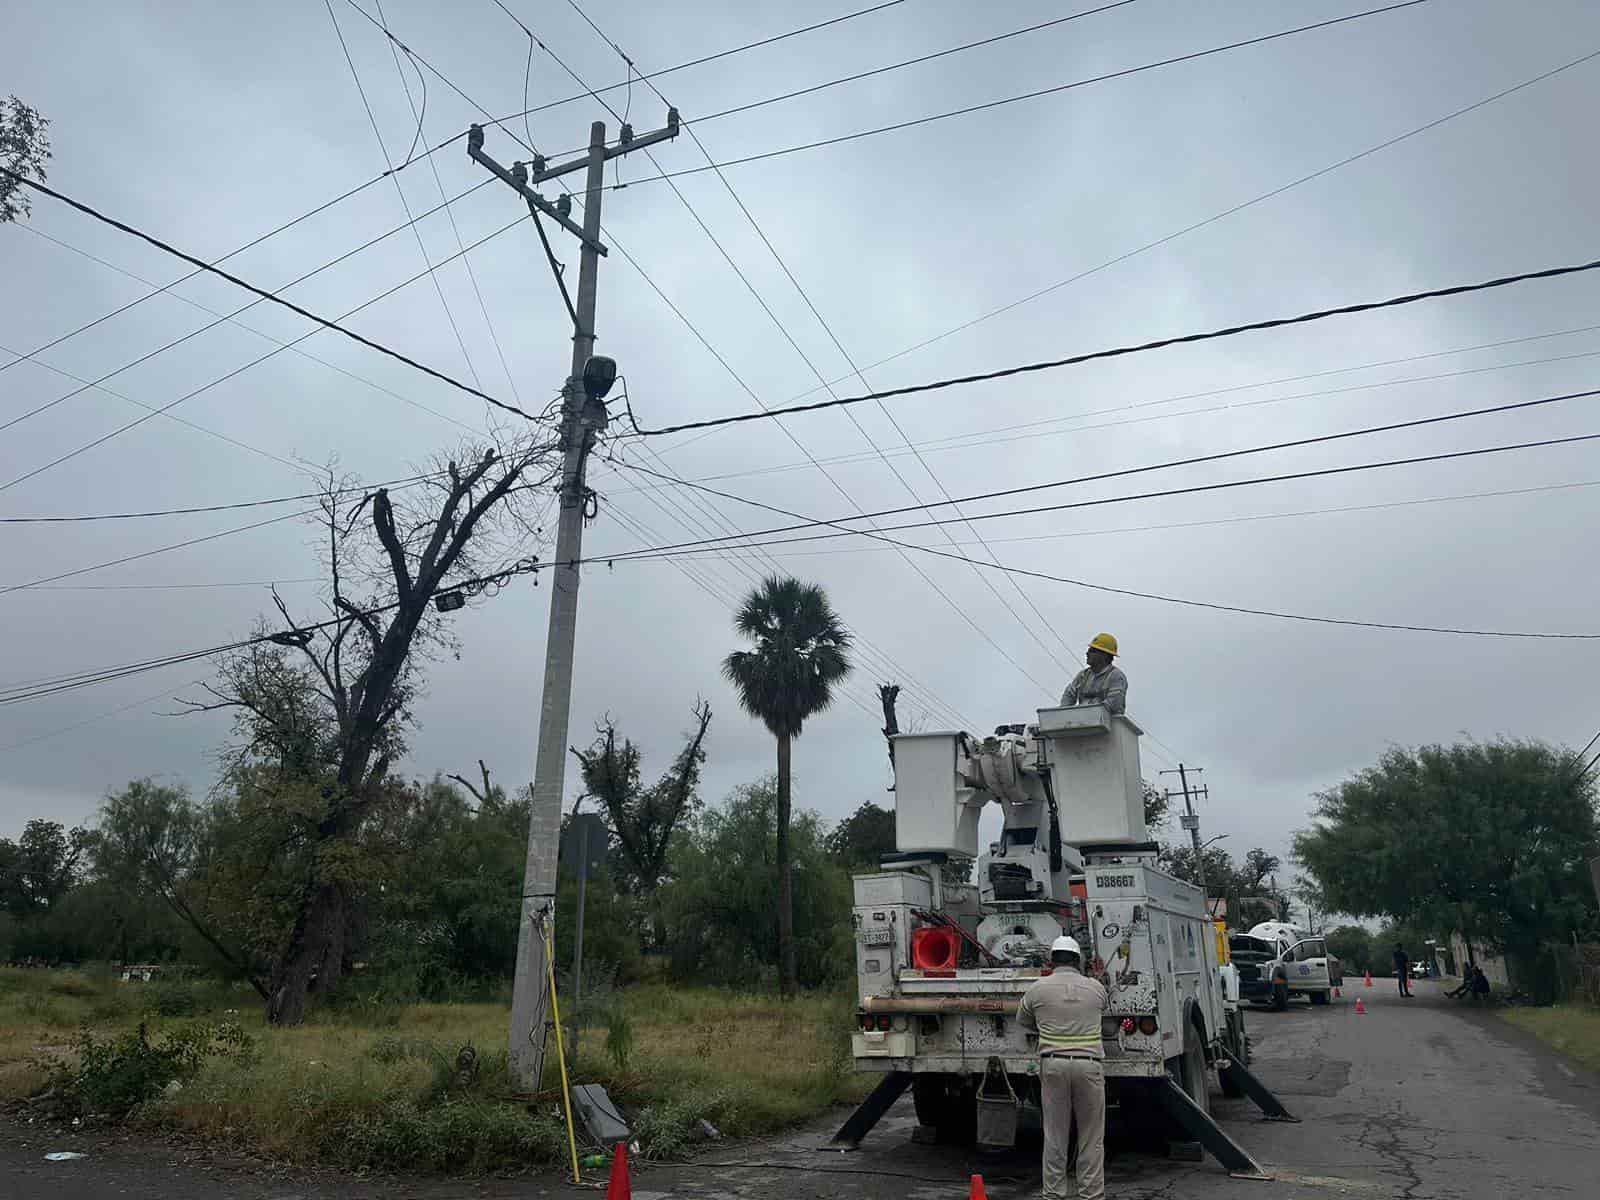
[831,703,1294,1175]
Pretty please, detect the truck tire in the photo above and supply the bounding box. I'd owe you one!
[912,1075,976,1144]
[1167,1022,1211,1117]
[1270,981,1289,1012]
[1310,989,1330,1006]
[1219,1009,1249,1099]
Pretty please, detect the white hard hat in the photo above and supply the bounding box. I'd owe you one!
[1051,935,1082,958]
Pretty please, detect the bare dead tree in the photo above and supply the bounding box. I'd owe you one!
[879,683,900,775]
[447,759,497,807]
[182,432,561,1024]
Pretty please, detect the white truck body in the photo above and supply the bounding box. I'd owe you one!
[847,705,1245,1142]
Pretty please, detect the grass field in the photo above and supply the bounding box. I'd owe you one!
[0,967,868,1172]
[1500,1004,1600,1074]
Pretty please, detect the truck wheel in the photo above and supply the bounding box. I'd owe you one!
[1219,1010,1249,1098]
[912,1075,976,1144]
[1310,990,1330,1006]
[1167,1023,1211,1117]
[1271,981,1289,1012]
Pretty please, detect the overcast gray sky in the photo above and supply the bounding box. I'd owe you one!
[5,0,1600,896]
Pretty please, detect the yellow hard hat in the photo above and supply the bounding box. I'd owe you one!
[1088,632,1119,656]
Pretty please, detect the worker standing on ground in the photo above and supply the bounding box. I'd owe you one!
[1061,633,1128,715]
[1393,943,1413,997]
[1018,935,1108,1200]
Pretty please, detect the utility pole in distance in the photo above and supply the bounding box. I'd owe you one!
[471,110,679,1093]
[1162,764,1209,899]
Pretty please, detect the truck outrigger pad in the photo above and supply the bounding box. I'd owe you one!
[1155,1080,1270,1181]
[1222,1054,1299,1123]
[827,1071,911,1151]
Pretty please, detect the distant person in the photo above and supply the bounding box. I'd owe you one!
[1393,943,1412,996]
[1061,633,1128,715]
[1470,965,1491,1005]
[1445,963,1474,999]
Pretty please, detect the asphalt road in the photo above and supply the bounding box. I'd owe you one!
[5,980,1597,1199]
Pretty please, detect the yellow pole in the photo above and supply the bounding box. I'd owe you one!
[542,920,582,1185]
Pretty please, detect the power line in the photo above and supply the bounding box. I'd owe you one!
[2,207,545,495]
[614,428,1600,563]
[527,3,1059,697]
[582,0,1088,674]
[372,0,527,405]
[16,224,485,437]
[482,2,988,724]
[0,135,464,380]
[612,332,1600,495]
[556,1,1078,685]
[599,449,973,731]
[3,170,539,424]
[662,476,1600,561]
[16,579,323,592]
[325,0,487,390]
[597,455,1600,641]
[554,0,1142,137]
[600,387,1600,555]
[592,2,1430,192]
[653,42,1600,451]
[0,683,198,756]
[0,509,317,598]
[0,554,548,707]
[0,468,445,523]
[623,255,1600,437]
[489,0,911,126]
[0,333,319,478]
[0,174,495,440]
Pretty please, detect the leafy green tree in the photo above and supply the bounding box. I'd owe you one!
[723,576,852,996]
[0,820,90,916]
[95,780,275,995]
[1325,925,1375,975]
[662,779,853,990]
[1294,738,1599,985]
[1,96,50,223]
[826,802,896,867]
[1142,781,1170,831]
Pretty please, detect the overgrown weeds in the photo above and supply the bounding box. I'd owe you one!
[1,968,866,1173]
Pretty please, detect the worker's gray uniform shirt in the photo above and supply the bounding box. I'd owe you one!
[1060,665,1128,715]
[1018,971,1110,1200]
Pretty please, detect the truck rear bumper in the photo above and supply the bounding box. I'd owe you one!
[853,1055,1167,1078]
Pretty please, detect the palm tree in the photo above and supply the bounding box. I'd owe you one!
[723,576,852,995]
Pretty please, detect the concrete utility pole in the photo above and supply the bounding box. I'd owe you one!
[1163,764,1209,899]
[470,111,678,1092]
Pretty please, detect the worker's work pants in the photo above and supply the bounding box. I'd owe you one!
[1040,1055,1105,1200]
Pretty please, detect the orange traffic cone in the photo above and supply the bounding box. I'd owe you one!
[1364,970,1373,987]
[605,1142,631,1200]
[1354,998,1367,1015]
[1334,987,1341,999]
[970,1175,989,1200]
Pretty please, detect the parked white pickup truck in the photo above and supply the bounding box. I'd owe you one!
[1228,922,1343,1009]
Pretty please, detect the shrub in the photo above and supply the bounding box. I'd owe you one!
[40,1020,255,1116]
[631,1085,740,1160]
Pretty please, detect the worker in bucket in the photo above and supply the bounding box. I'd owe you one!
[1018,935,1109,1200]
[1060,633,1127,715]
